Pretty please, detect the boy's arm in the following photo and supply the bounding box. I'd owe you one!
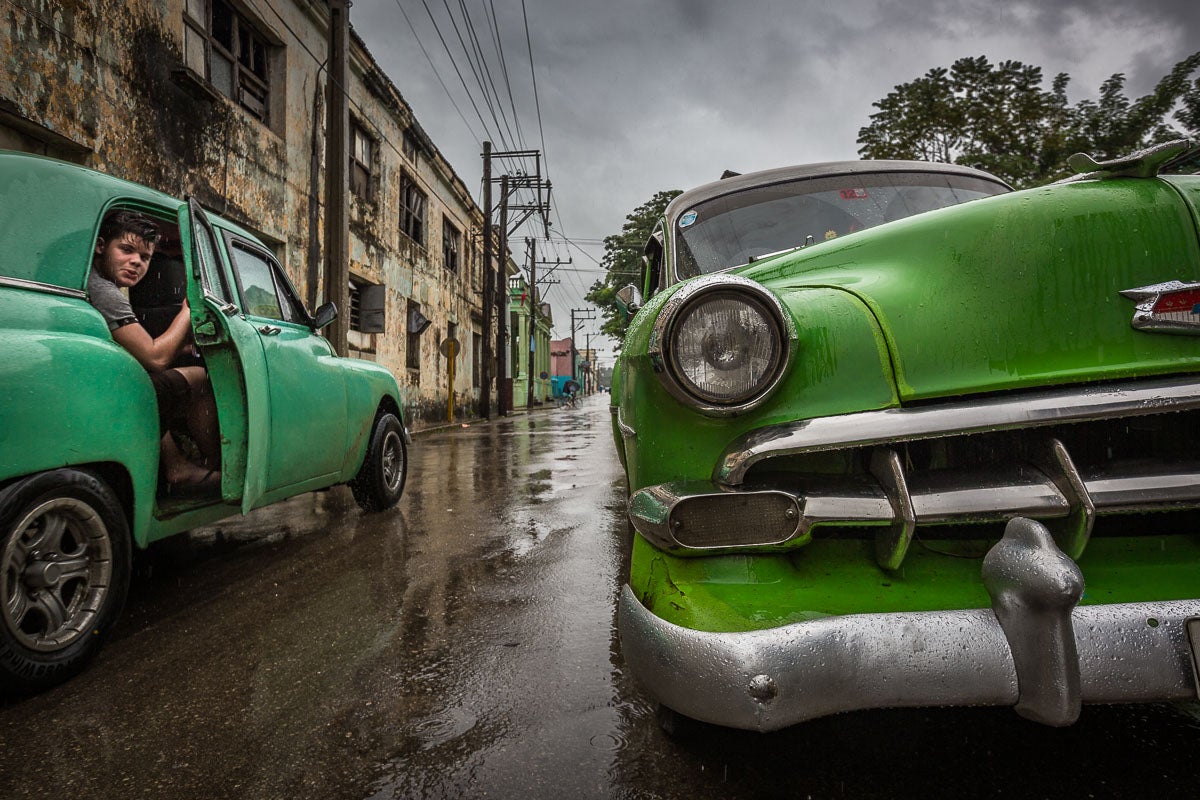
[112,301,192,372]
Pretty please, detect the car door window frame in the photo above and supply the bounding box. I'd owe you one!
[186,199,237,307]
[223,234,312,327]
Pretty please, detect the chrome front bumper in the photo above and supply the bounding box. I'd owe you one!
[619,518,1200,731]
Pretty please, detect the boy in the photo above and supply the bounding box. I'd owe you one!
[89,210,220,493]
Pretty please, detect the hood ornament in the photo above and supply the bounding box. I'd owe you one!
[1066,138,1195,180]
[1121,281,1200,334]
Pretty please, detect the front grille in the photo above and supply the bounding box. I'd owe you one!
[742,410,1200,565]
[627,378,1200,563]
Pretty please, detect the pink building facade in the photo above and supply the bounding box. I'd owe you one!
[550,338,574,378]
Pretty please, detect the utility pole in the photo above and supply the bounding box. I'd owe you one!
[569,307,594,382]
[480,141,493,419]
[497,173,510,416]
[528,246,567,407]
[480,147,552,415]
[526,237,536,409]
[585,330,594,394]
[324,0,349,356]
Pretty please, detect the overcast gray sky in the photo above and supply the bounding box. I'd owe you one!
[350,0,1200,362]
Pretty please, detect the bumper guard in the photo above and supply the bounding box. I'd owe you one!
[619,517,1200,730]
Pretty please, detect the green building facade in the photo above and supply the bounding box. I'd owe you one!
[508,276,553,408]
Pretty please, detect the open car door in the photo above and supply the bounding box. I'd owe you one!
[177,198,271,513]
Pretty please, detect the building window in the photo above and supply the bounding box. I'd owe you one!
[442,217,461,274]
[399,173,426,246]
[184,0,272,122]
[406,300,423,372]
[402,130,418,165]
[350,122,374,200]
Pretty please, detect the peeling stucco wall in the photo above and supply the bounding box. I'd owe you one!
[1,0,488,428]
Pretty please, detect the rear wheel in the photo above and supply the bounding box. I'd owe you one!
[350,412,407,512]
[0,469,131,693]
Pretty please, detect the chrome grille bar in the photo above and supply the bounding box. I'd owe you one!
[716,376,1200,486]
[801,462,1200,528]
[629,459,1200,560]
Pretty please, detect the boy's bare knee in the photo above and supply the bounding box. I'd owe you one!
[174,365,210,391]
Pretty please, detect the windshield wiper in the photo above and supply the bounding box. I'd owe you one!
[746,235,815,264]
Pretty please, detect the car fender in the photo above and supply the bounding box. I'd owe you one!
[337,358,405,479]
[0,291,159,546]
[617,282,900,491]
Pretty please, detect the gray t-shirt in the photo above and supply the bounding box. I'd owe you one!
[87,269,138,331]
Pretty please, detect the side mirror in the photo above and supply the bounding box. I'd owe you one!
[312,301,338,330]
[615,284,642,318]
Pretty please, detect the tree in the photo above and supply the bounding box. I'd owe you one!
[585,189,680,345]
[858,53,1200,188]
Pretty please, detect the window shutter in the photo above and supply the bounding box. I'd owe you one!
[360,283,386,333]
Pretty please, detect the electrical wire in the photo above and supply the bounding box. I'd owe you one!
[484,0,526,148]
[439,0,516,150]
[414,0,499,146]
[390,0,482,145]
[548,207,594,300]
[456,0,521,149]
[520,0,551,181]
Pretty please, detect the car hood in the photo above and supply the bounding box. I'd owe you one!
[738,177,1200,402]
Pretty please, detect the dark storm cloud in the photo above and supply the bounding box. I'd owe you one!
[853,0,1200,91]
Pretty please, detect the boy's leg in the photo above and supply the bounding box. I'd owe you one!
[159,431,212,486]
[175,366,221,469]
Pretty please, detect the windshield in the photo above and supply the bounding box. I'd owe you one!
[674,172,1008,278]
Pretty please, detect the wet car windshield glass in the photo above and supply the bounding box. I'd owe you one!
[674,172,1008,278]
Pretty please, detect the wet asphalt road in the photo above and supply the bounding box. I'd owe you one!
[4,394,1200,799]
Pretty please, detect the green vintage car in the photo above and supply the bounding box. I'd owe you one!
[0,152,408,690]
[612,139,1200,730]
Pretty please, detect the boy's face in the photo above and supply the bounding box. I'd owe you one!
[95,232,154,288]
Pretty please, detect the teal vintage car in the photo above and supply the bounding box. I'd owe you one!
[612,140,1200,731]
[0,152,408,691]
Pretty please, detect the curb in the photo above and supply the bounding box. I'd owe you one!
[409,396,570,437]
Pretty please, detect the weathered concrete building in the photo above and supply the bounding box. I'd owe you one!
[1,0,490,427]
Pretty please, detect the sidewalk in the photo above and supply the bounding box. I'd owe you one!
[408,393,572,437]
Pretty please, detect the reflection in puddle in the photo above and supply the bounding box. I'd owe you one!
[505,518,572,558]
[411,704,479,752]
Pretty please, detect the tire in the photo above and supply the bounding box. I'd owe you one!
[350,411,407,512]
[0,469,132,693]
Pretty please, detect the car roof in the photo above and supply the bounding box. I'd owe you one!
[0,150,262,292]
[664,159,1010,221]
[0,151,187,291]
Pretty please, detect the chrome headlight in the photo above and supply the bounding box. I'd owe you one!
[651,275,791,413]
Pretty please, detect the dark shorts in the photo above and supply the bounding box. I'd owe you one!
[150,368,190,432]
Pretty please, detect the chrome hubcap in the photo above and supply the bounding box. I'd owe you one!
[381,430,404,493]
[1,497,112,651]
